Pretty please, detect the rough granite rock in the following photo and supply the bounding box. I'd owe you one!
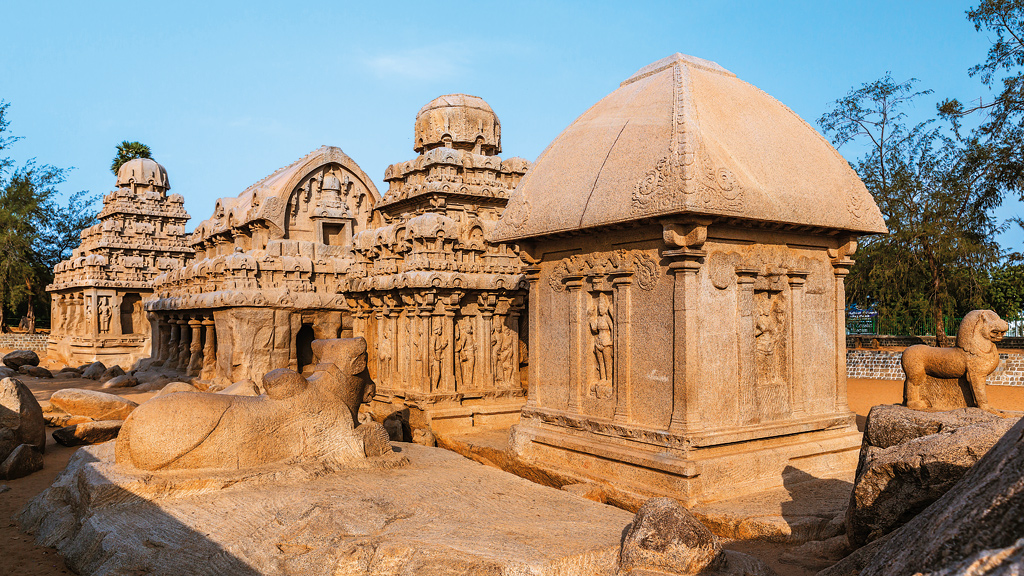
[99,365,125,382]
[0,377,46,458]
[80,362,106,380]
[216,379,260,396]
[52,420,123,447]
[153,382,200,398]
[100,375,138,389]
[922,537,1024,576]
[820,416,1024,576]
[43,412,95,428]
[48,389,137,421]
[3,349,39,369]
[0,443,43,479]
[20,442,631,576]
[18,365,52,378]
[620,498,776,576]
[355,421,392,457]
[0,366,17,379]
[847,404,1017,546]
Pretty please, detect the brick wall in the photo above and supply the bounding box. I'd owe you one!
[847,349,1024,386]
[0,333,50,352]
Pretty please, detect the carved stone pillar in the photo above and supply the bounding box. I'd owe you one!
[201,318,216,380]
[664,251,704,433]
[610,273,633,424]
[524,265,541,406]
[564,275,586,414]
[831,242,855,414]
[111,294,123,337]
[187,317,203,376]
[442,294,458,393]
[177,316,192,370]
[160,319,173,364]
[787,269,809,416]
[736,267,759,426]
[147,313,161,361]
[164,317,180,367]
[478,293,496,392]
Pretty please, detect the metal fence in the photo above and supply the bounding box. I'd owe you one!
[847,314,1024,337]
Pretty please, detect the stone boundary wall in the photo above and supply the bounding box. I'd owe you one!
[847,335,1024,349]
[0,333,50,352]
[847,349,1024,387]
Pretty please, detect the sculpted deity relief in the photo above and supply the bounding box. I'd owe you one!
[455,319,476,389]
[589,293,614,399]
[548,250,659,292]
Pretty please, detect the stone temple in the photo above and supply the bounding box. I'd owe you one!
[47,54,887,505]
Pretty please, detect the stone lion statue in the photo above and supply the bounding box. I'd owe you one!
[902,309,1008,411]
[116,338,379,471]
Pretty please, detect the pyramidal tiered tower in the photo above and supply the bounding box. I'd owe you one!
[48,157,192,366]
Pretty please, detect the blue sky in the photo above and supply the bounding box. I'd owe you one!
[1,0,1020,251]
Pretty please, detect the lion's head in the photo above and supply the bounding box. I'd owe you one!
[957,309,1009,356]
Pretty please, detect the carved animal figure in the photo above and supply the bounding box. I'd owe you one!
[902,310,1008,411]
[116,338,376,471]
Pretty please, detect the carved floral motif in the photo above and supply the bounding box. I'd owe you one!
[549,250,659,292]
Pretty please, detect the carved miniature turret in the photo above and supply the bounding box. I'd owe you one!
[414,94,501,155]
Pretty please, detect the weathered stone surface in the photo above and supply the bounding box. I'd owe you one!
[3,349,39,369]
[17,364,52,378]
[43,411,94,428]
[0,377,45,459]
[99,365,126,382]
[55,366,82,377]
[847,404,1017,546]
[53,420,123,447]
[48,389,137,421]
[922,537,1024,576]
[821,416,1024,576]
[216,379,259,396]
[0,366,17,379]
[354,421,392,457]
[80,362,106,380]
[116,338,374,472]
[902,310,1009,410]
[620,497,725,574]
[20,441,632,576]
[152,381,200,398]
[620,498,776,576]
[412,427,436,447]
[100,374,138,389]
[0,443,42,479]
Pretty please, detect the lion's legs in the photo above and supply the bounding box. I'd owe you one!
[902,359,928,410]
[967,373,991,411]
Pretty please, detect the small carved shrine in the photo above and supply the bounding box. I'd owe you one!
[48,158,192,367]
[492,54,888,504]
[348,94,531,434]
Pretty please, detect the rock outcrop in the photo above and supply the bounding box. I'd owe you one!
[48,389,137,421]
[3,350,39,370]
[53,420,124,447]
[0,377,45,459]
[619,498,775,576]
[822,415,1024,576]
[846,405,1017,546]
[0,443,43,479]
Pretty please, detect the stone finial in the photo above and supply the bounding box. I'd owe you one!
[413,94,501,155]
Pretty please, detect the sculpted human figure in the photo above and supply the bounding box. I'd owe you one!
[378,323,393,380]
[590,295,614,383]
[431,323,447,391]
[116,338,376,471]
[98,298,112,334]
[456,320,476,389]
[902,309,1009,411]
[497,326,515,388]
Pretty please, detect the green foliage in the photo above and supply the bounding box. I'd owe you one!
[110,140,152,175]
[984,259,1024,316]
[0,101,97,331]
[820,76,1004,341]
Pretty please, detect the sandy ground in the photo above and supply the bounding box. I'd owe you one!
[2,352,1022,575]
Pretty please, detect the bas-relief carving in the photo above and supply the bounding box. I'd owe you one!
[902,309,1008,412]
[548,250,659,292]
[589,293,614,399]
[456,319,477,389]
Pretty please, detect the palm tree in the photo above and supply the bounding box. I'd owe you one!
[110,141,152,175]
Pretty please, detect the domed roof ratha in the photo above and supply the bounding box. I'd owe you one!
[414,94,501,155]
[116,157,170,191]
[492,53,887,241]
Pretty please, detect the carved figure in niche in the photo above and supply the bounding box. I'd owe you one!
[431,322,448,391]
[456,320,476,389]
[116,338,380,471]
[754,293,786,357]
[84,299,94,335]
[378,323,393,380]
[496,325,516,388]
[589,294,614,398]
[98,298,112,334]
[902,309,1008,412]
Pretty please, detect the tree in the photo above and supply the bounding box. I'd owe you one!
[110,140,151,175]
[819,76,1004,344]
[0,101,97,333]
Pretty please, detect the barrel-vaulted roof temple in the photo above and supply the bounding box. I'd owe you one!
[47,53,886,503]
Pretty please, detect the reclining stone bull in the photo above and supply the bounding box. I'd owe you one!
[116,337,378,471]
